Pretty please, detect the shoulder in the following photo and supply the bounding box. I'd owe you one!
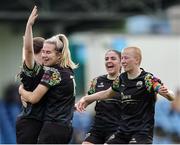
[139,68,153,78]
[143,70,155,85]
[41,66,61,87]
[65,67,74,75]
[43,66,61,76]
[43,66,61,78]
[143,71,160,82]
[87,77,99,94]
[90,74,108,83]
[91,77,98,84]
[22,61,42,77]
[143,71,162,92]
[97,74,107,81]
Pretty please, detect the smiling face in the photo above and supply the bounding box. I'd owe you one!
[41,42,60,66]
[105,50,121,77]
[121,47,141,73]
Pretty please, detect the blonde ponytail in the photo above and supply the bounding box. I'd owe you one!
[45,34,78,69]
[58,34,78,69]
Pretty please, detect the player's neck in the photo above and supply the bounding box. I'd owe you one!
[127,67,142,79]
[107,73,120,80]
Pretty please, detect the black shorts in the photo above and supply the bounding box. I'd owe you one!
[16,117,43,144]
[84,128,116,144]
[37,121,73,144]
[106,132,153,144]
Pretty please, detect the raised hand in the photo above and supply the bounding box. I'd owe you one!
[23,5,39,69]
[27,6,38,26]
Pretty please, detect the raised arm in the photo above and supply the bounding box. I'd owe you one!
[23,6,38,69]
[76,87,116,112]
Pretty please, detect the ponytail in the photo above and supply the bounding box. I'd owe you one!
[45,34,78,69]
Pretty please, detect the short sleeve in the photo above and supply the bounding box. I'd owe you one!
[87,78,97,95]
[145,73,162,93]
[40,67,61,88]
[22,61,42,77]
[112,76,120,92]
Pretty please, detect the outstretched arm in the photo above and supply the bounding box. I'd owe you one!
[76,87,116,112]
[19,84,48,104]
[23,6,38,69]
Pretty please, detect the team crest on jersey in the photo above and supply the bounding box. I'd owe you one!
[136,81,143,89]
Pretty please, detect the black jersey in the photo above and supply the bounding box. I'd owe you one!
[112,69,162,135]
[18,62,47,121]
[40,65,75,125]
[88,75,121,131]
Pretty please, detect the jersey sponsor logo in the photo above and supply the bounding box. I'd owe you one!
[129,138,137,143]
[136,81,143,89]
[121,92,137,104]
[121,92,131,100]
[97,82,104,88]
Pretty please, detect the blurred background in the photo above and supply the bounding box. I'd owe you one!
[0,0,180,143]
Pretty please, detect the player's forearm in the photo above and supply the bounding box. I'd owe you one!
[85,88,113,103]
[20,88,39,104]
[24,23,34,69]
[84,90,106,104]
[20,89,32,103]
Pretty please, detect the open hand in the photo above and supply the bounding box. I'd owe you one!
[75,97,89,112]
[27,6,38,26]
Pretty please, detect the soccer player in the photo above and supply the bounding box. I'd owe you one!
[16,6,46,143]
[82,49,121,144]
[76,46,175,144]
